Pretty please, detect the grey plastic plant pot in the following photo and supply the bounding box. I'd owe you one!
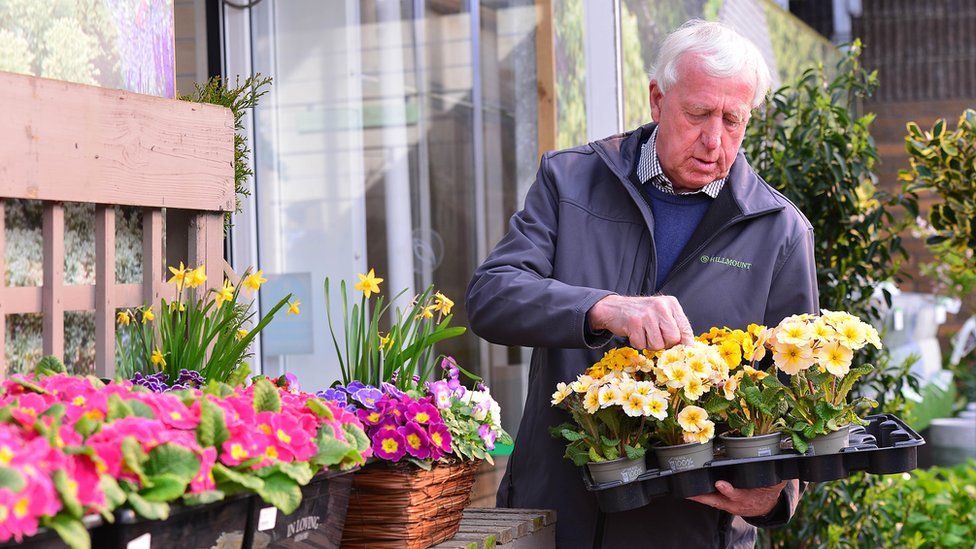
[808,425,851,455]
[586,456,647,484]
[719,432,783,459]
[654,439,714,471]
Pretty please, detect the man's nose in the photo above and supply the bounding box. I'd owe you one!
[700,119,722,150]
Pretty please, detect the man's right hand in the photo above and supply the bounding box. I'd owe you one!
[588,295,695,351]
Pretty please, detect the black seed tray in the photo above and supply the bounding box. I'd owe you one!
[582,413,923,514]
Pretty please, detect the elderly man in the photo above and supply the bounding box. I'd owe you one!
[466,20,817,548]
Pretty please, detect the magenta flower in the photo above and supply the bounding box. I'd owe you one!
[427,380,454,409]
[427,423,453,458]
[397,422,432,459]
[372,429,406,461]
[405,401,439,425]
[478,423,497,451]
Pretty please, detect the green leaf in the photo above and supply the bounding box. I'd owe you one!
[560,429,583,442]
[197,397,230,449]
[255,471,303,514]
[252,378,282,413]
[107,394,134,421]
[791,432,809,454]
[306,398,335,419]
[259,461,315,485]
[127,492,170,520]
[44,514,90,549]
[146,443,201,485]
[53,469,83,518]
[34,355,67,376]
[100,474,127,510]
[213,462,265,493]
[127,400,155,419]
[312,429,355,468]
[0,467,25,492]
[121,437,149,485]
[182,489,225,506]
[139,473,189,502]
[623,444,645,460]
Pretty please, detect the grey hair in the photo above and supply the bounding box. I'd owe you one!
[651,20,772,108]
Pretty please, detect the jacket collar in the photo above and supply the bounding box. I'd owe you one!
[590,122,786,218]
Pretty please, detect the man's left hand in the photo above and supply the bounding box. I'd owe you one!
[688,479,792,517]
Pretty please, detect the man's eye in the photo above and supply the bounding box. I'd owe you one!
[724,118,742,128]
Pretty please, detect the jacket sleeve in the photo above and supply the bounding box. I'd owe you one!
[465,154,615,349]
[763,227,819,325]
[743,479,804,529]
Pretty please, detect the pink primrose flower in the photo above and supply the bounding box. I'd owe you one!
[397,422,432,460]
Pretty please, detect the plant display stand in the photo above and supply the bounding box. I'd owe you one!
[430,508,556,549]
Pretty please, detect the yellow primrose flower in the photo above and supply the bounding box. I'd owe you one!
[683,377,706,401]
[817,340,854,377]
[571,375,595,394]
[151,348,166,367]
[644,394,669,420]
[777,320,814,346]
[662,362,692,390]
[242,270,268,296]
[622,393,648,417]
[687,356,711,379]
[287,300,301,316]
[236,328,249,340]
[743,365,768,381]
[658,347,685,368]
[168,262,188,289]
[185,265,207,289]
[583,387,601,414]
[740,398,752,420]
[214,280,235,307]
[586,363,608,380]
[834,318,868,350]
[677,405,709,433]
[117,310,131,326]
[812,317,836,340]
[717,339,743,369]
[141,307,155,324]
[722,375,740,400]
[683,420,715,444]
[354,268,383,299]
[597,385,622,408]
[772,342,816,375]
[864,324,882,350]
[433,292,454,315]
[551,382,572,406]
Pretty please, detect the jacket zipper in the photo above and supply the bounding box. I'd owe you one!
[657,210,777,294]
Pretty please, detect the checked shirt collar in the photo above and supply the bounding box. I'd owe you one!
[636,127,726,198]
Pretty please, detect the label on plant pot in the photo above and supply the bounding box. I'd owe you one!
[126,534,151,549]
[620,465,643,483]
[258,506,278,531]
[757,447,772,457]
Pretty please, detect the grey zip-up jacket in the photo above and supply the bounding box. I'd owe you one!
[466,123,818,548]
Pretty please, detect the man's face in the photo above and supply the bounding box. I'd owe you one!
[649,55,756,192]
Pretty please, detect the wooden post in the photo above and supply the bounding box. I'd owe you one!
[143,208,164,304]
[536,0,557,157]
[189,211,224,292]
[95,205,116,377]
[0,199,6,377]
[42,203,65,359]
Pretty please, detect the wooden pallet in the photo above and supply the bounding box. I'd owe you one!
[430,508,556,549]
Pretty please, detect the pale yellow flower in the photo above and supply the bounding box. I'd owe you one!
[433,292,454,315]
[743,365,769,381]
[415,305,435,320]
[687,356,711,379]
[777,320,814,346]
[214,280,235,307]
[634,380,654,396]
[683,420,715,444]
[722,374,740,401]
[242,269,268,295]
[117,310,131,326]
[354,268,383,299]
[571,375,596,394]
[551,382,572,406]
[151,348,166,367]
[683,377,706,401]
[817,340,854,377]
[598,385,622,408]
[236,328,249,340]
[834,318,868,350]
[812,317,837,340]
[287,300,301,316]
[772,342,816,375]
[677,405,709,433]
[644,394,669,420]
[662,362,693,390]
[658,348,685,368]
[583,387,601,414]
[622,393,648,417]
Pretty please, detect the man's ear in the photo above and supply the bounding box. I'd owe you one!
[649,80,664,122]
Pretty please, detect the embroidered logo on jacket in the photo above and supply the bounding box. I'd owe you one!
[700,255,752,270]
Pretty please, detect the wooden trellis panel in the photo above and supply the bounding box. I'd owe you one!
[0,71,235,377]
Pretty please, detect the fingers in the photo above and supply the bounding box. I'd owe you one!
[673,306,696,345]
[714,480,736,498]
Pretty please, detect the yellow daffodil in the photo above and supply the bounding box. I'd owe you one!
[151,348,166,367]
[168,262,188,289]
[354,268,383,299]
[214,280,235,307]
[379,333,394,350]
[772,342,815,375]
[185,265,207,289]
[287,300,301,316]
[817,340,854,377]
[415,305,435,320]
[551,382,572,406]
[242,269,267,296]
[141,307,155,324]
[117,310,131,326]
[236,328,249,340]
[169,301,186,312]
[433,292,454,315]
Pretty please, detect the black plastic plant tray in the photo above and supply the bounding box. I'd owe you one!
[242,469,355,549]
[0,515,102,549]
[583,413,923,514]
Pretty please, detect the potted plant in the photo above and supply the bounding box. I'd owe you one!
[700,325,789,458]
[767,311,882,454]
[649,342,729,471]
[322,270,510,549]
[550,348,667,483]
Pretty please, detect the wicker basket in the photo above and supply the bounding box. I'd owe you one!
[340,460,479,549]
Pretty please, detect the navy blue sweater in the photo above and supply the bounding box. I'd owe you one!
[643,182,711,291]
